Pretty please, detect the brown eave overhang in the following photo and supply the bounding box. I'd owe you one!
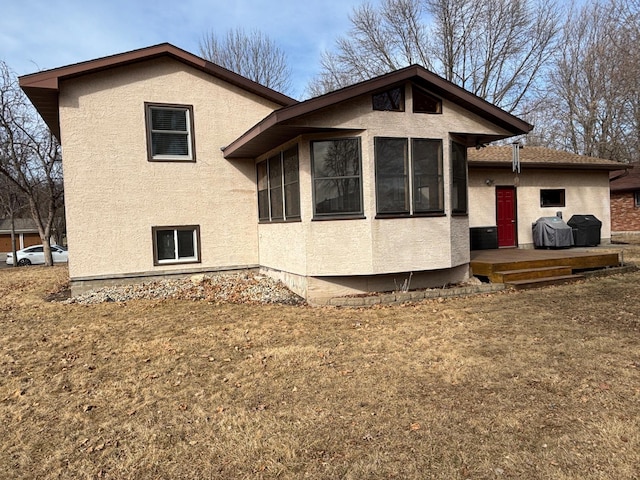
[19,43,297,140]
[223,65,533,159]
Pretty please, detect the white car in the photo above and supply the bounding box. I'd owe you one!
[6,244,68,266]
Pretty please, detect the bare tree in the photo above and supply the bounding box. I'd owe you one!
[200,28,293,94]
[0,61,64,266]
[309,0,561,114]
[539,0,640,160]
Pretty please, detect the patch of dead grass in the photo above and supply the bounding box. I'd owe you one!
[1,258,640,479]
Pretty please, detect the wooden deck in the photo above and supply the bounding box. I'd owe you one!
[470,247,622,288]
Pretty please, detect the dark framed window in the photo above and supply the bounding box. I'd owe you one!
[372,87,404,112]
[311,138,363,218]
[257,146,300,222]
[413,85,442,114]
[145,103,195,162]
[540,189,565,207]
[635,191,640,207]
[451,141,468,214]
[374,137,444,216]
[152,225,201,265]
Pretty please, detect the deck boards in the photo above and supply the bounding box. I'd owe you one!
[470,247,621,284]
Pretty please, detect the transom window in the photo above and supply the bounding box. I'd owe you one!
[450,141,468,214]
[145,103,195,162]
[374,137,444,215]
[152,225,200,265]
[413,85,442,114]
[257,146,300,222]
[311,138,363,218]
[372,87,405,112]
[540,189,565,207]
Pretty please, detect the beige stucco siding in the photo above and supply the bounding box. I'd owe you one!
[468,168,611,246]
[59,58,281,280]
[257,84,509,277]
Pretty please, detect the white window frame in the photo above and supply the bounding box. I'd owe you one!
[145,103,195,162]
[152,225,200,266]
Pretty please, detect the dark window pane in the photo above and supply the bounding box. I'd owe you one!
[177,230,195,258]
[269,156,283,220]
[413,86,441,113]
[540,189,565,207]
[151,108,187,131]
[375,138,409,213]
[314,178,361,214]
[312,139,362,216]
[373,87,404,111]
[257,161,269,220]
[313,140,360,178]
[283,146,300,218]
[412,139,443,212]
[451,141,468,214]
[156,230,175,260]
[152,132,189,156]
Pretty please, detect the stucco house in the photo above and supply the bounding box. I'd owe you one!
[468,146,623,248]
[610,162,640,234]
[19,43,534,304]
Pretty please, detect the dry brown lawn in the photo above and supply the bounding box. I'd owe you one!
[1,245,640,479]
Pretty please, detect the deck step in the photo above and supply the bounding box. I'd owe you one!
[493,265,573,283]
[506,274,585,290]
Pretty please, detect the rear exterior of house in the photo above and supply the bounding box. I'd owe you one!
[610,162,640,234]
[20,44,531,304]
[468,146,623,249]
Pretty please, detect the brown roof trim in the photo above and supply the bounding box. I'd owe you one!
[19,43,297,139]
[223,65,533,159]
[468,145,625,171]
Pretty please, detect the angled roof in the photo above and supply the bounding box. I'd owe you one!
[19,43,297,139]
[468,145,625,171]
[610,161,640,192]
[0,218,38,233]
[223,64,533,159]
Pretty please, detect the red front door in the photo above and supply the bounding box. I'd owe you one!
[496,186,517,248]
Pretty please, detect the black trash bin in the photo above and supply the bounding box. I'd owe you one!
[532,217,574,248]
[567,215,602,246]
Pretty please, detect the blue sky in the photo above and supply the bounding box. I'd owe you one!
[0,0,364,98]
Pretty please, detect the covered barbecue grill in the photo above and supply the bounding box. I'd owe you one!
[532,216,574,248]
[567,214,602,247]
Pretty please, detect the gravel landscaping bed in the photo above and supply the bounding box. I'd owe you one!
[62,272,304,305]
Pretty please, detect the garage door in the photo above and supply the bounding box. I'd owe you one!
[0,234,19,252]
[23,233,40,247]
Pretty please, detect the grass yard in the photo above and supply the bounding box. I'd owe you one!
[1,244,640,479]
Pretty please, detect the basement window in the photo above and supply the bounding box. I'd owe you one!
[152,225,200,265]
[540,189,565,208]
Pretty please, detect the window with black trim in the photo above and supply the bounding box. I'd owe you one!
[257,146,300,222]
[374,137,444,215]
[312,138,363,217]
[635,191,640,207]
[145,103,195,161]
[372,87,404,111]
[540,189,565,207]
[451,141,468,214]
[413,85,442,114]
[152,225,200,265]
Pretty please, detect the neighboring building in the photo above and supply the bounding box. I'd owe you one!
[0,218,40,252]
[468,146,623,248]
[19,43,532,304]
[610,161,640,233]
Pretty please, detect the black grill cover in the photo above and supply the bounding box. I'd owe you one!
[567,215,602,246]
[532,216,574,248]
